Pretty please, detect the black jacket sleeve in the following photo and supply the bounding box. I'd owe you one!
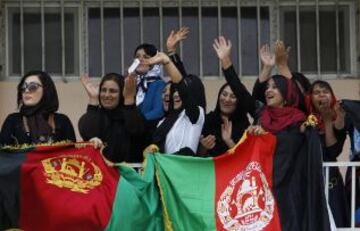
[176,78,201,124]
[222,65,256,118]
[324,127,347,160]
[252,79,267,105]
[169,53,188,77]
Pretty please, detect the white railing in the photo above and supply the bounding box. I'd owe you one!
[324,162,360,230]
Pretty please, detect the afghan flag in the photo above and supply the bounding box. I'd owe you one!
[154,128,331,231]
[0,143,163,231]
[0,128,332,230]
[154,132,281,230]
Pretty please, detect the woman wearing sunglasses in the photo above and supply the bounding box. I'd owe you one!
[0,71,76,145]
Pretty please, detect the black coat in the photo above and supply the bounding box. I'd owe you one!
[78,104,144,163]
[202,65,256,156]
[0,112,75,145]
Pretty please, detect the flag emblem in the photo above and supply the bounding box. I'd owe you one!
[41,154,103,193]
[217,161,275,230]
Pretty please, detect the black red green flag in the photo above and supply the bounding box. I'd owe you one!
[154,128,331,231]
[0,143,163,231]
[0,128,331,231]
[0,143,119,230]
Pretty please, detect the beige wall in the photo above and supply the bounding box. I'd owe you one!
[0,78,359,163]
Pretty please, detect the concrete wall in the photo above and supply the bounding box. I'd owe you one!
[0,78,359,162]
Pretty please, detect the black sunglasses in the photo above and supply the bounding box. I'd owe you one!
[21,82,42,93]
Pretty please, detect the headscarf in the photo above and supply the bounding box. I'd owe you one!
[305,80,337,132]
[17,71,59,143]
[98,73,125,121]
[79,73,132,162]
[152,82,183,151]
[291,72,311,112]
[260,75,306,133]
[202,83,250,155]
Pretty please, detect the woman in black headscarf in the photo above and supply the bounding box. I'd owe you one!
[0,71,76,145]
[199,36,257,157]
[78,73,144,163]
[143,51,205,156]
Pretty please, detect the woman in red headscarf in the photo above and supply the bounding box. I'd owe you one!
[306,80,350,228]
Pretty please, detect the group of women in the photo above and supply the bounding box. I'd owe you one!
[0,26,359,228]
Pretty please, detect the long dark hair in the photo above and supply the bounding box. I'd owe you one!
[308,80,335,97]
[17,70,59,113]
[268,74,299,107]
[17,71,59,143]
[214,83,241,121]
[306,80,336,113]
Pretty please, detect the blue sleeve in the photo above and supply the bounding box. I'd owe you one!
[143,81,165,121]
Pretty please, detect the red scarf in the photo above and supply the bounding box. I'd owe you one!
[261,106,306,133]
[261,78,305,133]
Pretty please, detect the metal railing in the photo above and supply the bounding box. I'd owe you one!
[1,0,357,79]
[324,162,360,230]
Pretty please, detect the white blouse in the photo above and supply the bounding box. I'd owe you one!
[157,106,205,154]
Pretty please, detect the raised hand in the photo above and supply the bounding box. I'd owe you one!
[200,134,216,150]
[258,45,274,83]
[213,36,232,60]
[166,26,190,53]
[213,36,232,69]
[274,40,292,78]
[123,73,137,105]
[141,52,170,66]
[260,44,275,67]
[142,51,182,83]
[274,40,290,67]
[80,73,99,105]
